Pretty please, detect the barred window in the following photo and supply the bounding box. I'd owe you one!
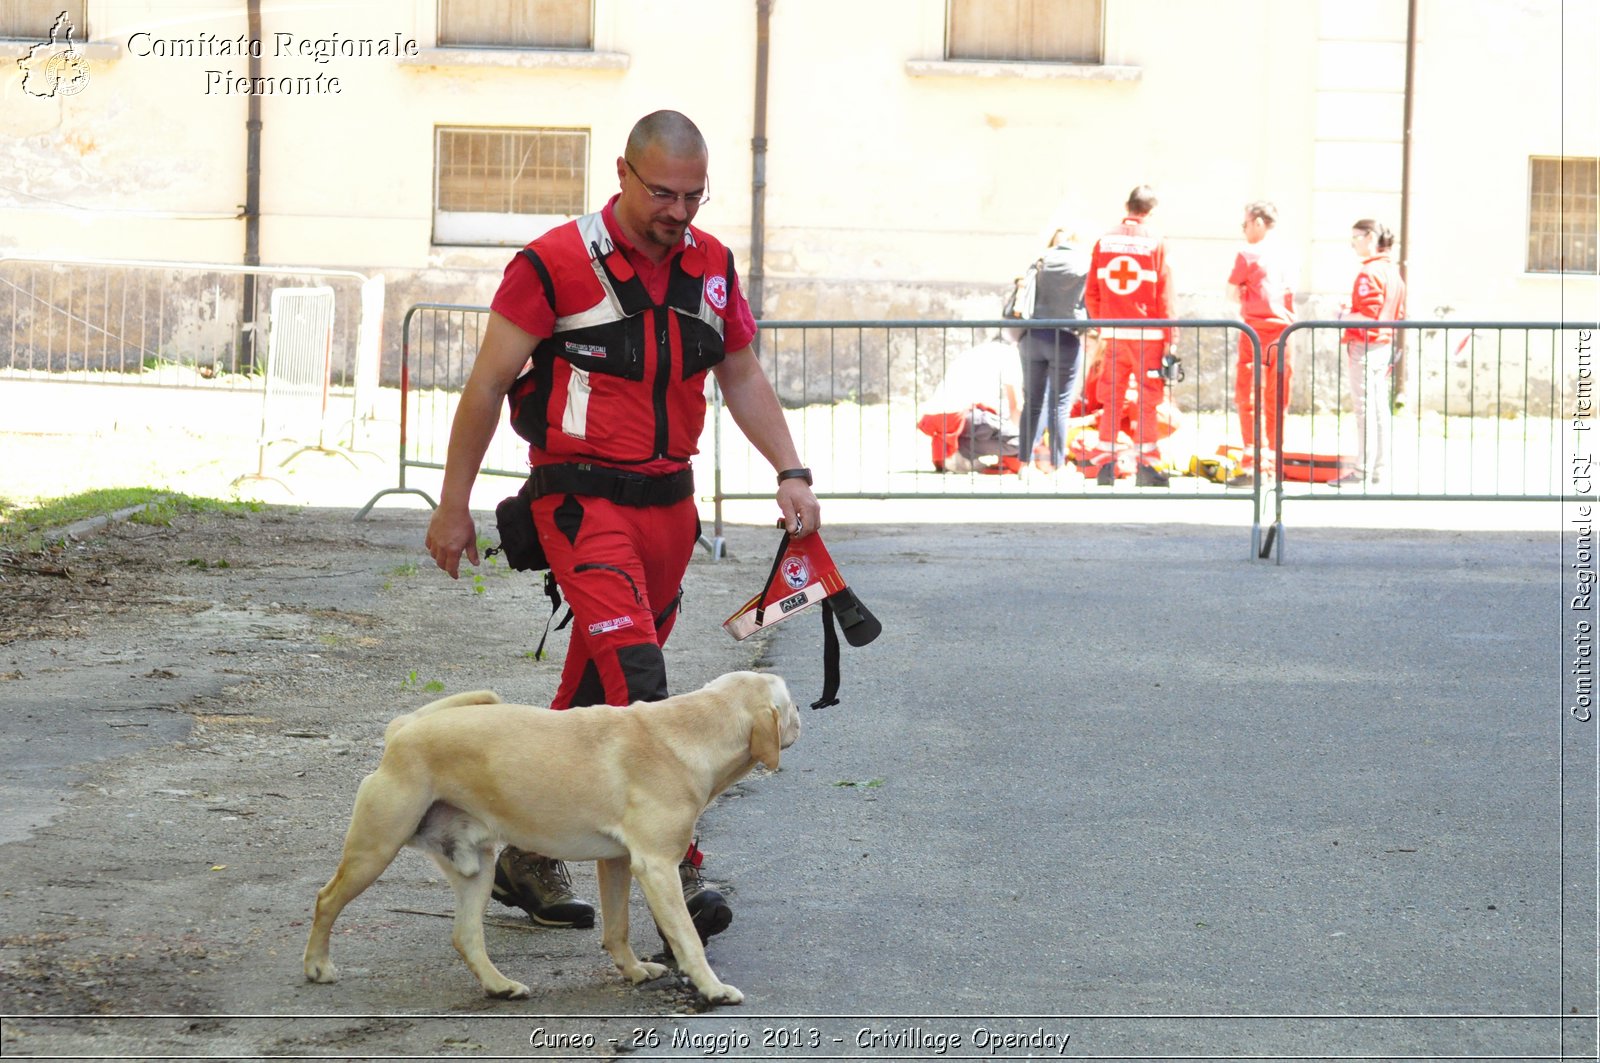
[0,2,88,40]
[438,0,591,49]
[1528,157,1599,274]
[434,127,589,246]
[947,0,1102,64]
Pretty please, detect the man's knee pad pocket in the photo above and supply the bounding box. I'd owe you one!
[615,642,668,703]
[570,660,606,709]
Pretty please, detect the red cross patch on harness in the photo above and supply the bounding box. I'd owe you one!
[781,555,810,590]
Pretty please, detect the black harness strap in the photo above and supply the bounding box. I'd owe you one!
[517,248,558,308]
[810,599,842,710]
[752,530,790,629]
[531,572,569,661]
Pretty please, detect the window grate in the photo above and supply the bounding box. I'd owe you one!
[947,0,1102,64]
[0,2,88,41]
[438,0,591,49]
[437,127,588,217]
[1528,157,1599,275]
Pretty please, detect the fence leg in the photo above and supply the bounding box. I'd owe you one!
[1259,521,1284,564]
[355,487,437,521]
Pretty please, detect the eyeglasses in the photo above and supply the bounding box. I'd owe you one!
[625,159,710,207]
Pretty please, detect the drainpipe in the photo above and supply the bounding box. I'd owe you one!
[749,0,772,319]
[240,0,263,372]
[1399,0,1416,286]
[1395,0,1417,389]
[714,0,773,551]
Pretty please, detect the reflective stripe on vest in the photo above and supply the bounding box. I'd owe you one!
[509,211,730,462]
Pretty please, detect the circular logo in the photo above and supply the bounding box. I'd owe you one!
[45,51,90,96]
[781,555,810,590]
[704,275,728,311]
[1100,254,1146,296]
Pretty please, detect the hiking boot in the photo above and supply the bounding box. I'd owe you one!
[682,859,733,942]
[657,857,733,957]
[492,847,594,928]
[1135,464,1170,488]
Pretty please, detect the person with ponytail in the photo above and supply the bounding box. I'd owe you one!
[1339,219,1407,485]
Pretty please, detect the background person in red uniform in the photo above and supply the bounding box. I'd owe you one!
[1084,185,1175,486]
[1340,218,1407,485]
[1226,201,1297,487]
[425,110,819,947]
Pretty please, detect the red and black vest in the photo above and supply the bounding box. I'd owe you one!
[508,211,732,464]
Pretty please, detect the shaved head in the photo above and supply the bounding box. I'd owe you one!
[614,111,711,260]
[626,110,708,163]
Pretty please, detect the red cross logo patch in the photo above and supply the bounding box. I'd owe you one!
[705,274,729,311]
[781,555,811,590]
[1100,255,1148,296]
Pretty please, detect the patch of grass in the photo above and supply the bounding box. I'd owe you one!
[383,560,419,591]
[399,670,446,694]
[0,489,262,550]
[129,495,263,528]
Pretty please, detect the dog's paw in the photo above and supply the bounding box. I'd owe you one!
[486,980,530,1000]
[625,960,670,984]
[704,982,744,1006]
[303,959,338,984]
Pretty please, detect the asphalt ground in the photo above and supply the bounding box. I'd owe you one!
[710,518,1596,1062]
[1,381,1595,1058]
[2,501,1593,1060]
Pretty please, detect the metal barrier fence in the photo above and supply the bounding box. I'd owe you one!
[1257,320,1585,562]
[0,254,386,444]
[356,302,507,516]
[712,318,1269,551]
[359,306,1270,540]
[361,305,1579,562]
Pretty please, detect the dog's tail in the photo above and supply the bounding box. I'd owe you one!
[383,690,502,742]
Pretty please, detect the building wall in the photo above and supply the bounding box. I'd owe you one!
[1,0,1592,382]
[1405,0,1598,322]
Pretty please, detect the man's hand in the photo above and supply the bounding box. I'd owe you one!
[425,504,480,579]
[777,478,821,538]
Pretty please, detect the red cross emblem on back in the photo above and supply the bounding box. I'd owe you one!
[1101,254,1146,296]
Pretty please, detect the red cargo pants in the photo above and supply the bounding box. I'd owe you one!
[530,491,700,711]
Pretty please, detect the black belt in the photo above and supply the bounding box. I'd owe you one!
[528,463,695,507]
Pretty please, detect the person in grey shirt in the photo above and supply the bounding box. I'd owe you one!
[1016,229,1090,473]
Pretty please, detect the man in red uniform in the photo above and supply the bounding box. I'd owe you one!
[1226,201,1296,486]
[1084,185,1175,486]
[425,110,819,945]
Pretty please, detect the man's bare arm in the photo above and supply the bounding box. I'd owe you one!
[424,312,541,578]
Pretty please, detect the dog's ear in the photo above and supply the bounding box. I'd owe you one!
[750,704,782,770]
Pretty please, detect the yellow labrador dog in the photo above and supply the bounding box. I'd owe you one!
[302,670,799,1005]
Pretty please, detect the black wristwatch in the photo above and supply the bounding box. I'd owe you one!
[777,467,813,486]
